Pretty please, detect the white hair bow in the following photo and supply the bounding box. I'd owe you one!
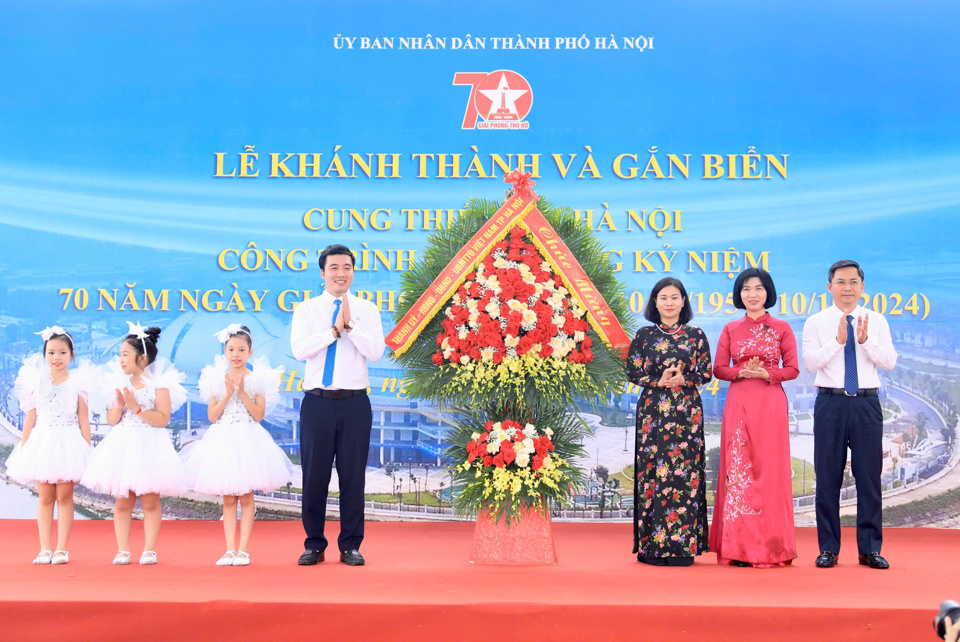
[214,323,248,343]
[35,326,68,342]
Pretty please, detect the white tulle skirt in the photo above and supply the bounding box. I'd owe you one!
[5,422,91,485]
[81,420,187,498]
[181,420,294,496]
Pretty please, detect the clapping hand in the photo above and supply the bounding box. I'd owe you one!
[114,388,125,409]
[237,373,246,397]
[334,297,347,336]
[121,387,140,413]
[856,314,869,344]
[836,316,848,345]
[224,372,236,397]
[341,295,352,330]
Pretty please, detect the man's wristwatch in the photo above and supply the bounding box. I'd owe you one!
[345,320,355,332]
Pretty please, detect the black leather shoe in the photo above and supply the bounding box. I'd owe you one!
[858,552,889,569]
[815,551,838,568]
[638,556,668,566]
[732,560,752,567]
[340,549,365,566]
[298,549,324,565]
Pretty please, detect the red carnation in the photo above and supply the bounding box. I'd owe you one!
[432,353,444,366]
[493,453,505,468]
[532,455,544,470]
[483,455,493,467]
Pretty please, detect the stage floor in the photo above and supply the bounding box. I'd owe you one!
[0,519,954,640]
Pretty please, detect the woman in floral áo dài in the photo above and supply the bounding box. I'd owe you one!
[626,278,713,566]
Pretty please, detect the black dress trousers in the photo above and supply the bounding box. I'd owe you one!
[299,391,372,552]
[813,393,884,555]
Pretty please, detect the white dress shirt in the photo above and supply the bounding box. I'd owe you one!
[290,290,386,391]
[801,304,897,389]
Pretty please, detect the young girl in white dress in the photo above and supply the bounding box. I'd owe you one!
[181,324,293,566]
[80,322,187,566]
[5,327,93,565]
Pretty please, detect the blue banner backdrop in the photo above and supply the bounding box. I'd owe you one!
[1,1,958,524]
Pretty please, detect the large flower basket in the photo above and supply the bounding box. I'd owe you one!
[471,498,557,565]
[387,178,634,563]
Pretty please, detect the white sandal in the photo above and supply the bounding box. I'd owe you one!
[51,550,69,565]
[232,551,250,566]
[112,550,131,565]
[216,550,237,566]
[139,550,158,565]
[33,550,53,565]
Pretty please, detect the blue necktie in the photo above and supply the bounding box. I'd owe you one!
[322,299,342,388]
[844,314,859,395]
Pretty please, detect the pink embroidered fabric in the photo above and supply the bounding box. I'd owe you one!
[470,505,558,565]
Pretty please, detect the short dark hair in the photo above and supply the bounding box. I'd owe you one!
[644,277,693,325]
[124,326,162,366]
[732,268,778,310]
[828,260,864,282]
[319,244,355,271]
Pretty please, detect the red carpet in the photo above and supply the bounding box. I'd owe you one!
[0,519,953,641]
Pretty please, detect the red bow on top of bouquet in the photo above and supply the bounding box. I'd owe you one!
[504,169,538,201]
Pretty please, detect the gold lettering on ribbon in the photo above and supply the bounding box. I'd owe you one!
[523,209,630,354]
[386,194,538,355]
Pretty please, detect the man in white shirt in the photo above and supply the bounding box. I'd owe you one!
[802,260,897,569]
[290,244,385,566]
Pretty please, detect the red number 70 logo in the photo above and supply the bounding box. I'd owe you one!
[453,70,533,129]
